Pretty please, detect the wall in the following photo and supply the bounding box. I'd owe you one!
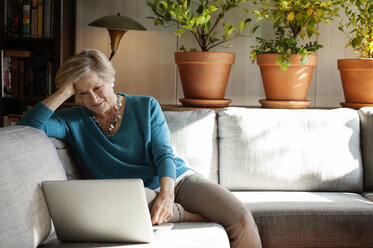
[75,0,358,107]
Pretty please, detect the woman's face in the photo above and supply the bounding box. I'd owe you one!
[74,71,116,116]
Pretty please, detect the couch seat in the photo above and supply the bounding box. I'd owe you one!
[39,222,229,248]
[234,191,373,248]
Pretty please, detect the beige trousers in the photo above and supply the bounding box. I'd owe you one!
[146,173,262,248]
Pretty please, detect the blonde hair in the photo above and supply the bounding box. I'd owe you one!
[55,49,116,88]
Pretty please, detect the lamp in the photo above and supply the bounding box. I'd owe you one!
[89,13,146,60]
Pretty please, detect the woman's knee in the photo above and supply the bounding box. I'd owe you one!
[175,174,249,226]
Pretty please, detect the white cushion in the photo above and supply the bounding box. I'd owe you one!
[218,107,363,191]
[164,110,218,183]
[0,126,67,248]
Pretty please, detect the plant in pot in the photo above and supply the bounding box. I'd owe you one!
[146,0,251,107]
[249,0,341,108]
[338,0,373,109]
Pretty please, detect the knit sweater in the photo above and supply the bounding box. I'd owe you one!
[18,94,191,189]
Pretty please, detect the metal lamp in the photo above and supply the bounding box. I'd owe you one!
[89,13,146,60]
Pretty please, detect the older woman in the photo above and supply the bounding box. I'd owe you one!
[18,49,262,248]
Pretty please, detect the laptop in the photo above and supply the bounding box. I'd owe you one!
[41,179,172,243]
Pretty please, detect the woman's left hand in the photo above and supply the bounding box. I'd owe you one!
[151,176,175,225]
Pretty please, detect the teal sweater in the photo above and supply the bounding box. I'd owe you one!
[18,94,191,189]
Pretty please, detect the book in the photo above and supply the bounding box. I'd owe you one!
[43,0,51,38]
[4,49,31,58]
[7,114,23,126]
[30,0,38,37]
[37,0,43,38]
[1,51,12,97]
[17,59,25,97]
[23,59,34,97]
[22,0,31,37]
[10,57,18,97]
[3,0,8,36]
[8,0,20,38]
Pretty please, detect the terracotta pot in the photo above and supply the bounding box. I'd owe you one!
[257,54,317,101]
[175,52,235,99]
[338,59,373,103]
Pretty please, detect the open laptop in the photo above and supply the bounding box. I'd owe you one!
[41,179,173,243]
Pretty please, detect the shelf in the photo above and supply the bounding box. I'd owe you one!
[1,97,44,101]
[0,0,75,127]
[1,38,55,44]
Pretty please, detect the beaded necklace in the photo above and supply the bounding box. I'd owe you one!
[92,93,123,136]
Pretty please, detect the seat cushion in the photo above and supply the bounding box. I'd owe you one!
[234,191,373,248]
[218,107,363,192]
[164,110,218,183]
[39,222,229,248]
[0,126,67,248]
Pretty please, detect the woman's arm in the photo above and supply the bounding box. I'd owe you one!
[18,81,76,138]
[148,97,178,224]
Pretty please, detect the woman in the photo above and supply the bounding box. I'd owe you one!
[18,49,262,248]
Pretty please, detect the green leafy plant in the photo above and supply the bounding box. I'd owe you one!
[146,0,252,51]
[339,0,373,58]
[249,0,341,70]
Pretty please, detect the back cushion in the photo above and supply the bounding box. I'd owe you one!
[49,138,94,180]
[218,107,363,192]
[359,107,373,190]
[0,126,66,248]
[164,110,218,183]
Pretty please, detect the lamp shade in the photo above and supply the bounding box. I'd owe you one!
[89,13,146,31]
[88,13,146,60]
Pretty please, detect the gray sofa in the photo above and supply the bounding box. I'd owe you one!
[1,107,373,248]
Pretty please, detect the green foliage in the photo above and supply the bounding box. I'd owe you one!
[339,0,373,58]
[146,0,252,51]
[250,0,341,70]
[249,27,322,71]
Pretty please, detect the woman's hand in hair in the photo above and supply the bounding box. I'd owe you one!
[42,80,76,111]
[59,80,77,98]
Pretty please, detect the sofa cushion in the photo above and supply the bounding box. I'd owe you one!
[234,191,373,248]
[164,110,218,183]
[39,222,229,248]
[362,192,373,202]
[218,107,363,191]
[358,107,373,190]
[49,138,94,180]
[0,126,67,248]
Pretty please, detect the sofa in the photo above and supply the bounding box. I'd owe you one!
[1,106,373,248]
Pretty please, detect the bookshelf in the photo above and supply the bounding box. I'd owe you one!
[0,0,75,126]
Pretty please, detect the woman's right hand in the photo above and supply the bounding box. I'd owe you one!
[42,80,76,111]
[58,80,76,98]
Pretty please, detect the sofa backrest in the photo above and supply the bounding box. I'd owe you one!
[218,107,363,192]
[0,126,66,248]
[358,107,373,191]
[164,109,218,183]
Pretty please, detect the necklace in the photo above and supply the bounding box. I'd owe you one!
[92,93,123,136]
